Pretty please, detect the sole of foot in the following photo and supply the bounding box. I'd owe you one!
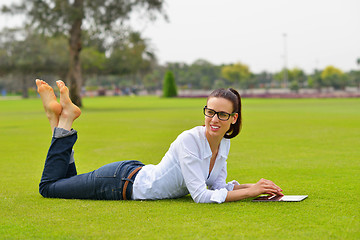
[56,80,81,120]
[35,79,62,118]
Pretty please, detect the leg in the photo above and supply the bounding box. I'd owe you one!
[37,79,78,179]
[39,80,85,198]
[65,150,77,178]
[35,79,62,133]
[39,130,97,199]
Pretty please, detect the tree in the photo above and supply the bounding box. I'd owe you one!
[0,28,69,97]
[162,71,177,97]
[2,0,166,107]
[274,67,306,88]
[189,59,221,89]
[347,70,360,90]
[274,68,290,88]
[221,62,251,91]
[143,68,164,93]
[106,31,157,85]
[254,71,273,89]
[289,80,299,92]
[321,66,348,90]
[308,69,322,92]
[291,68,306,88]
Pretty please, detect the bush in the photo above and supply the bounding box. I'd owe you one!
[290,80,299,92]
[162,71,178,97]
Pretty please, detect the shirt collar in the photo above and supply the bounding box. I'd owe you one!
[218,138,230,158]
[200,126,229,160]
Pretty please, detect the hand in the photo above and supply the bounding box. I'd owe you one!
[247,178,283,197]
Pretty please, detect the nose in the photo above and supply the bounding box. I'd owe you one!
[211,114,220,122]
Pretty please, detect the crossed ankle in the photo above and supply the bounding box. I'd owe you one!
[53,127,77,139]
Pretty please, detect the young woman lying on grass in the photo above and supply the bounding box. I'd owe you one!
[36,79,283,203]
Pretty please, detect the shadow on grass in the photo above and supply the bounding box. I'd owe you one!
[37,195,261,204]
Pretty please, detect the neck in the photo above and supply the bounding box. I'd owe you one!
[206,132,222,154]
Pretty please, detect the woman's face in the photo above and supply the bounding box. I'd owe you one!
[205,97,238,140]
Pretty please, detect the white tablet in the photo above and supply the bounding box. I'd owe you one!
[252,195,308,202]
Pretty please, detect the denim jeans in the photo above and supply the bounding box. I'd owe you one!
[39,130,144,200]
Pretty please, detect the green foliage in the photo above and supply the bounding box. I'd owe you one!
[162,70,177,97]
[321,65,348,89]
[1,1,166,37]
[221,62,251,89]
[81,47,106,74]
[289,80,299,92]
[143,69,163,92]
[0,97,359,239]
[0,30,70,97]
[1,0,166,106]
[274,68,306,88]
[106,31,156,84]
[348,70,360,88]
[165,59,222,90]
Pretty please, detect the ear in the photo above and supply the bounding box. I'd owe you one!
[232,113,238,124]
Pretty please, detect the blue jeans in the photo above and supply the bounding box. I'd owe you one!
[39,131,144,200]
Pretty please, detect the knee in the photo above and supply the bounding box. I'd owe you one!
[39,182,51,198]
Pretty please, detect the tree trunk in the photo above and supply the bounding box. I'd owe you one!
[66,0,84,107]
[21,75,29,98]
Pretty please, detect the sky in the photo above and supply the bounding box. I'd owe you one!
[1,0,359,74]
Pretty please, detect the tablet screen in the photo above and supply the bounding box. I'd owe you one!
[252,195,308,202]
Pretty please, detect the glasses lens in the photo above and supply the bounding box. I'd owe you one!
[204,108,215,117]
[218,112,230,120]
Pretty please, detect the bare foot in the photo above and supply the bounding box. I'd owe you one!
[35,79,62,132]
[56,80,81,131]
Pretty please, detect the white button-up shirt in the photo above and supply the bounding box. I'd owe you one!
[132,126,239,203]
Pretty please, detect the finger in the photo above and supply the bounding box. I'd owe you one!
[263,185,282,194]
[265,181,282,192]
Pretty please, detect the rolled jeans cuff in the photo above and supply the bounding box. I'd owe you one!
[53,127,77,139]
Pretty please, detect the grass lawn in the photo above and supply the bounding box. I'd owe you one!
[0,95,359,239]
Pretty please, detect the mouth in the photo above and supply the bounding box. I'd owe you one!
[210,125,220,131]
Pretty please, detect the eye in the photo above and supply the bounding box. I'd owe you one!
[205,109,215,116]
[218,112,230,119]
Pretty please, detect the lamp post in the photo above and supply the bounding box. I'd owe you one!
[283,33,288,88]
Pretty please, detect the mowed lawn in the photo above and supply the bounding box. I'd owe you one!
[0,95,359,239]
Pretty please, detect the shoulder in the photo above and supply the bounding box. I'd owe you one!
[177,126,205,144]
[174,126,207,154]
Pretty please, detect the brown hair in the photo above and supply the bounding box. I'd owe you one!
[207,88,242,139]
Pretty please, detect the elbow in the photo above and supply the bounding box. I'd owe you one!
[191,194,204,203]
[192,193,214,204]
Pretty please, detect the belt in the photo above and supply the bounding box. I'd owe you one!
[122,166,142,200]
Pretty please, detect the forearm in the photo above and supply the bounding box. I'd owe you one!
[226,178,283,202]
[233,183,254,190]
[225,188,253,202]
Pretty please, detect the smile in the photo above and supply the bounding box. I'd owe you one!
[210,125,220,130]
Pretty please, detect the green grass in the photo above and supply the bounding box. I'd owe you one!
[0,96,359,239]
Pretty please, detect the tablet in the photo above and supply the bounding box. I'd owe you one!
[252,195,308,202]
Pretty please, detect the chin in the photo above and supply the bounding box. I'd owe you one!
[206,128,225,138]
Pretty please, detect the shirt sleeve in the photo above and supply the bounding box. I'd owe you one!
[209,164,237,191]
[178,139,228,203]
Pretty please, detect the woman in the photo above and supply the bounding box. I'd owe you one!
[37,79,283,203]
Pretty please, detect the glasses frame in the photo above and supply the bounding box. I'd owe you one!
[203,106,236,121]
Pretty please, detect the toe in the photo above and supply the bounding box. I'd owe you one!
[56,80,64,88]
[35,79,41,87]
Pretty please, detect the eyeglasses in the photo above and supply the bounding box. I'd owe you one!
[203,106,236,121]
